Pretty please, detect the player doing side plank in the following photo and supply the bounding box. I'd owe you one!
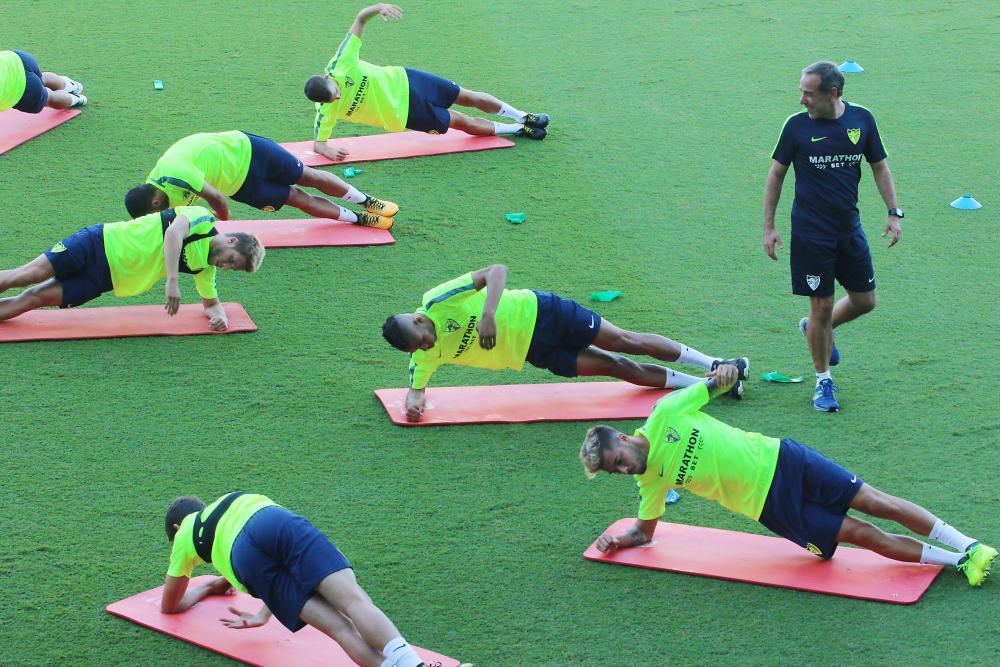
[304,4,549,163]
[0,49,86,112]
[580,365,997,586]
[0,206,263,331]
[382,264,750,421]
[162,492,465,667]
[125,130,398,230]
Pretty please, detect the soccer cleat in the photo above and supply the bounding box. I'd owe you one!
[812,378,839,412]
[355,212,394,230]
[64,77,84,95]
[957,542,998,587]
[71,94,88,108]
[523,112,549,129]
[799,317,840,366]
[516,125,546,140]
[710,357,749,399]
[364,196,398,217]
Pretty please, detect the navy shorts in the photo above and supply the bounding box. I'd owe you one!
[404,68,460,134]
[43,224,113,308]
[232,132,305,212]
[758,438,863,559]
[790,230,875,298]
[525,291,602,377]
[12,50,49,114]
[230,506,352,632]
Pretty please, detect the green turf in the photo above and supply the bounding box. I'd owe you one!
[1,1,998,664]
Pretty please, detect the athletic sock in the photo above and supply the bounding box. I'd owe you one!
[929,519,977,551]
[919,542,963,567]
[338,207,359,223]
[342,186,367,204]
[497,102,527,123]
[383,637,422,667]
[816,370,832,384]
[492,121,522,135]
[676,345,716,369]
[664,368,701,389]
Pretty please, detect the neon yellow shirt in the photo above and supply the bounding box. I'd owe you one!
[0,51,27,112]
[634,383,781,521]
[167,493,278,593]
[313,33,410,141]
[102,206,219,299]
[147,131,253,207]
[408,273,539,390]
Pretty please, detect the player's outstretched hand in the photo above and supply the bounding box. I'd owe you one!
[763,227,783,260]
[164,279,181,316]
[221,606,268,630]
[596,534,622,553]
[882,215,901,248]
[375,4,403,21]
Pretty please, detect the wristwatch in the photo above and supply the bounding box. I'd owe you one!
[888,207,905,218]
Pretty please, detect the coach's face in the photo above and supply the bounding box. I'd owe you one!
[799,73,836,119]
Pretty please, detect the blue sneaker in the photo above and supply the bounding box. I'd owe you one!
[813,378,839,412]
[799,317,840,366]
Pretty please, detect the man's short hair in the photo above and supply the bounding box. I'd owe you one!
[802,61,845,96]
[304,75,333,103]
[229,232,266,272]
[164,495,205,541]
[382,315,410,351]
[580,425,618,479]
[125,184,158,218]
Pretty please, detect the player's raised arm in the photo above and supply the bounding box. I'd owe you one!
[471,264,507,349]
[350,4,403,38]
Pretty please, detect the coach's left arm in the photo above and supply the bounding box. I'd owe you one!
[870,159,901,247]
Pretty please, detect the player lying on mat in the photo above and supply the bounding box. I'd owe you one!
[0,206,263,331]
[1,49,86,112]
[579,364,997,586]
[381,264,750,421]
[303,3,549,162]
[125,130,398,230]
[162,492,455,667]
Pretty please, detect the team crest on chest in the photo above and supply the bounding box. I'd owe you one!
[445,318,461,333]
[847,128,861,145]
[666,427,680,443]
[806,274,821,291]
[344,76,355,88]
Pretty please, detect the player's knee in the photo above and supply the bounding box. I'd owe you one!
[856,293,876,314]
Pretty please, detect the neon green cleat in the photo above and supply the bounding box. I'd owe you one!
[364,196,398,217]
[957,542,997,587]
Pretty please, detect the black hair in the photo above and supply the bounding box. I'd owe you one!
[382,315,411,351]
[164,496,205,541]
[125,183,159,218]
[802,61,845,96]
[304,75,334,103]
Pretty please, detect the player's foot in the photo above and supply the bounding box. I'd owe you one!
[364,196,398,217]
[523,112,549,129]
[710,357,749,399]
[957,542,998,587]
[70,94,88,108]
[799,317,840,366]
[516,125,546,140]
[63,77,83,95]
[812,378,839,412]
[356,212,394,230]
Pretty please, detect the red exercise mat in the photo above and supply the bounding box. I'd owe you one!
[106,577,463,667]
[374,382,671,426]
[216,219,394,248]
[584,519,943,604]
[280,130,514,167]
[0,303,256,343]
[0,107,81,155]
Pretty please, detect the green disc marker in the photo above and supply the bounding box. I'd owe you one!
[153,80,164,90]
[505,213,526,223]
[761,371,803,383]
[589,290,622,302]
[343,167,362,178]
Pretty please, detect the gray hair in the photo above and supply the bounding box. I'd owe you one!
[580,426,618,479]
[803,61,845,95]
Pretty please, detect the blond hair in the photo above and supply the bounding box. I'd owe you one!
[580,425,617,479]
[231,232,266,272]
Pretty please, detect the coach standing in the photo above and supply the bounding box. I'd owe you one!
[762,61,903,413]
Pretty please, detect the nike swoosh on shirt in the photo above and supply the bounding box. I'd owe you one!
[659,465,665,477]
[811,136,827,142]
[850,475,857,483]
[868,276,876,283]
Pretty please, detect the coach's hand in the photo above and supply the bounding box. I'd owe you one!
[165,279,181,315]
[763,226,783,260]
[477,312,498,349]
[883,215,901,248]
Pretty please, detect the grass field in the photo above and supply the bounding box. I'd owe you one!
[1,1,998,665]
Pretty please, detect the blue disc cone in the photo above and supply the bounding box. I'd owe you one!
[839,60,864,72]
[950,195,982,210]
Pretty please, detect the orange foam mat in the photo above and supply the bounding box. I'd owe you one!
[374,382,671,426]
[107,577,463,667]
[280,130,514,167]
[0,303,256,343]
[0,107,81,154]
[215,218,393,247]
[584,519,943,604]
